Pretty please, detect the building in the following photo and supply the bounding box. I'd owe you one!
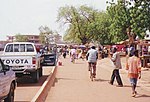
[0,34,63,50]
[0,40,10,51]
[7,35,40,44]
[0,35,41,51]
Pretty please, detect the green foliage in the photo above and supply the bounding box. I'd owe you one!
[39,32,45,44]
[107,0,150,43]
[88,12,112,44]
[15,34,28,42]
[129,0,150,38]
[57,5,111,45]
[107,0,130,43]
[56,0,150,45]
[39,26,54,44]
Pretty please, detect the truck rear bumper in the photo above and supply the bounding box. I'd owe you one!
[13,68,38,74]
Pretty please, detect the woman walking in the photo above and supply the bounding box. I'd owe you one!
[126,50,141,97]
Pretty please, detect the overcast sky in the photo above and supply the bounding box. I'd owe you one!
[0,0,109,40]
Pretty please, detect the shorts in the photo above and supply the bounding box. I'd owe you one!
[129,78,137,85]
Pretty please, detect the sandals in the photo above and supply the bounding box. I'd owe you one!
[132,91,137,97]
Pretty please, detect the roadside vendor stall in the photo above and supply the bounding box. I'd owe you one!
[138,40,150,68]
[140,55,150,68]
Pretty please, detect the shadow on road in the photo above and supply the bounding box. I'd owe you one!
[135,94,150,98]
[55,77,77,81]
[52,77,77,87]
[94,78,109,82]
[73,62,85,64]
[123,85,140,88]
[17,75,48,87]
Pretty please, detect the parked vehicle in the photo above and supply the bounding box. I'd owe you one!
[0,58,16,102]
[0,42,43,83]
[42,44,58,66]
[42,53,57,66]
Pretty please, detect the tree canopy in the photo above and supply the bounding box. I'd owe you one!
[15,34,28,42]
[57,5,112,44]
[56,0,150,45]
[107,0,150,44]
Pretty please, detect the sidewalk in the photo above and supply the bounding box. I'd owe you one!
[45,56,150,102]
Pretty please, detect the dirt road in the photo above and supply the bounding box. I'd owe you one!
[14,66,53,102]
[45,56,150,102]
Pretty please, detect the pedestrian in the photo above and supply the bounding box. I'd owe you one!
[86,46,98,78]
[109,47,123,87]
[129,44,135,57]
[63,51,67,58]
[126,50,141,97]
[70,47,76,63]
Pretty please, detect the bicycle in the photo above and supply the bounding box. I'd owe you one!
[89,62,95,81]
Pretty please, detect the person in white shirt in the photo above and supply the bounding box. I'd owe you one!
[109,47,123,87]
[70,47,77,63]
[86,46,98,78]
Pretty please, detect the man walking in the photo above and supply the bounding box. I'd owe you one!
[109,47,123,87]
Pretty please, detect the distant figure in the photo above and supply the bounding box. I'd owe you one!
[126,50,141,97]
[129,44,135,57]
[109,47,123,87]
[70,47,76,63]
[142,46,148,55]
[62,49,67,58]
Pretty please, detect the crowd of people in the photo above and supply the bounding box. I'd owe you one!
[57,45,110,60]
[49,44,142,97]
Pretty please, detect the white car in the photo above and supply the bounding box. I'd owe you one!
[0,58,16,102]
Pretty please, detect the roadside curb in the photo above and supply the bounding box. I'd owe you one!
[31,66,57,102]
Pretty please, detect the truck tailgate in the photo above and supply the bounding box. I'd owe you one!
[1,56,33,66]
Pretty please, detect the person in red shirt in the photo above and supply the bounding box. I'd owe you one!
[126,50,141,97]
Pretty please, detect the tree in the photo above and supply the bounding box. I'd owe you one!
[57,5,98,44]
[39,26,54,44]
[107,0,150,44]
[53,31,62,43]
[88,12,111,44]
[129,0,150,39]
[107,0,130,43]
[15,34,28,42]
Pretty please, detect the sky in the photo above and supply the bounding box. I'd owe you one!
[0,0,109,40]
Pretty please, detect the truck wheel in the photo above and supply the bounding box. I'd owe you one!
[32,70,39,83]
[4,83,15,102]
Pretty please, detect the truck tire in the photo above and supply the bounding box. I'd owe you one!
[4,83,15,102]
[32,70,39,83]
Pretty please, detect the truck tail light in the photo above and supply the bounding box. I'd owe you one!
[32,57,36,64]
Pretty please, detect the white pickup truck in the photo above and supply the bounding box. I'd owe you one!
[0,42,43,83]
